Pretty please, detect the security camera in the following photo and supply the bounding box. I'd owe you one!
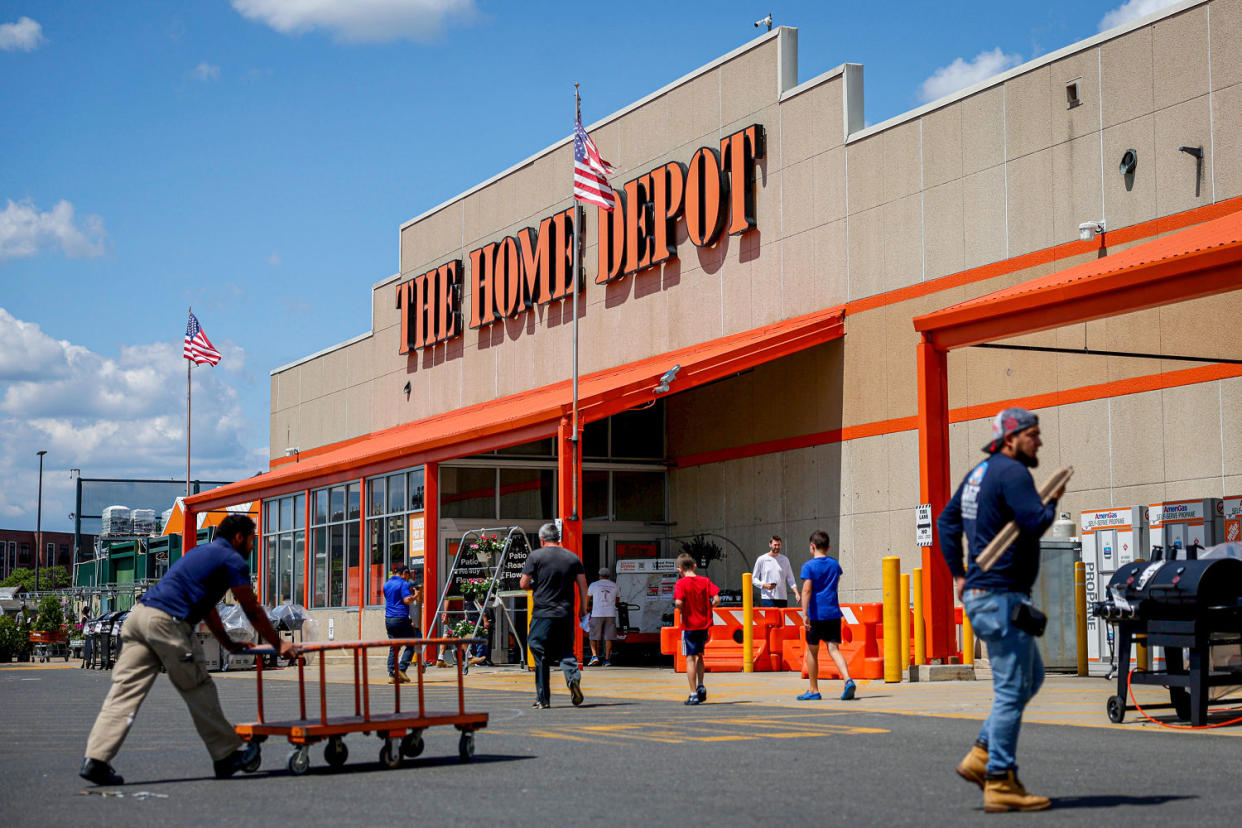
[754,14,772,30]
[1078,221,1105,242]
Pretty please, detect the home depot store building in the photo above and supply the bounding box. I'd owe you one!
[188,1,1242,661]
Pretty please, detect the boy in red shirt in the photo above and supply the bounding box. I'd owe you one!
[673,553,720,705]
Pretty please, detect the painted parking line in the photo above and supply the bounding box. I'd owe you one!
[489,712,889,745]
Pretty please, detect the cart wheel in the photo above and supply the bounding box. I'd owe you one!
[324,737,349,769]
[379,739,402,769]
[1106,694,1125,723]
[1170,688,1192,721]
[400,732,424,758]
[458,731,475,762]
[287,747,311,776]
[242,744,262,773]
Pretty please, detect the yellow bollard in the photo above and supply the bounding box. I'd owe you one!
[526,590,535,670]
[882,556,902,682]
[962,612,975,666]
[912,567,926,666]
[1074,561,1088,676]
[899,572,911,673]
[742,572,754,674]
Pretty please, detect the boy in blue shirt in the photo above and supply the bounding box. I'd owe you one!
[798,530,855,701]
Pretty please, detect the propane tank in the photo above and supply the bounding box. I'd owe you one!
[1051,512,1077,539]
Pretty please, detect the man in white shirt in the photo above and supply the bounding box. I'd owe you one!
[586,567,619,666]
[751,535,798,607]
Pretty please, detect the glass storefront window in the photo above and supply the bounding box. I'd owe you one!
[613,471,665,522]
[263,494,305,605]
[611,402,664,459]
[368,477,386,517]
[441,467,496,519]
[309,480,361,609]
[582,471,609,520]
[499,468,554,519]
[364,466,427,607]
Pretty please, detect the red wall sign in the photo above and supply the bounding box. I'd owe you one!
[397,124,765,353]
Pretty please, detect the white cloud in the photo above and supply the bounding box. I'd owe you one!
[0,308,263,532]
[267,250,281,266]
[232,0,478,43]
[0,199,108,262]
[192,61,221,81]
[918,47,1024,104]
[0,16,46,51]
[1099,0,1179,31]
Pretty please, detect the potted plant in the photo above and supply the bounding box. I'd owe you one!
[0,615,20,663]
[449,618,479,638]
[466,534,505,567]
[30,595,67,643]
[459,577,495,602]
[679,535,724,570]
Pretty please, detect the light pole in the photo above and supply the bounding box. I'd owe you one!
[36,450,47,591]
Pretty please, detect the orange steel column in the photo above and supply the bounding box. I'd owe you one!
[423,462,439,657]
[558,415,584,662]
[184,505,197,554]
[917,337,955,660]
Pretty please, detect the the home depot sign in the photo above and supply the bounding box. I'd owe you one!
[397,124,765,353]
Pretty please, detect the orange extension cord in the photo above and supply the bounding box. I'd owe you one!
[1126,668,1242,730]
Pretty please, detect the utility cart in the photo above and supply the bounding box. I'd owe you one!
[234,637,487,775]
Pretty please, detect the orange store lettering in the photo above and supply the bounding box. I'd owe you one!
[395,123,766,353]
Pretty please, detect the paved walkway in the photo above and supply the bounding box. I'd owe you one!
[189,657,1242,737]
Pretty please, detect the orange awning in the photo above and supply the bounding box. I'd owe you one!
[162,499,259,536]
[913,208,1242,350]
[187,305,846,512]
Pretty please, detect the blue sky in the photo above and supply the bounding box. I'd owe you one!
[0,0,1179,533]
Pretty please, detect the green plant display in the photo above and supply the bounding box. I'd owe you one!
[679,535,724,570]
[33,595,66,633]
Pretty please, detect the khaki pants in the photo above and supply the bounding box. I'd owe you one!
[85,603,241,763]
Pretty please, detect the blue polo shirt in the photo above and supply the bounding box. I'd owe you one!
[384,575,413,619]
[800,555,844,620]
[141,536,251,625]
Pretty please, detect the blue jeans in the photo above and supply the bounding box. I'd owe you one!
[964,590,1044,774]
[385,617,420,676]
[527,617,580,706]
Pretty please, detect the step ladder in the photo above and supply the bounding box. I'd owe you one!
[429,526,532,674]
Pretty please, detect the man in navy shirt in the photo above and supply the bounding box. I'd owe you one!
[383,563,421,683]
[938,408,1064,812]
[797,530,855,701]
[80,514,298,787]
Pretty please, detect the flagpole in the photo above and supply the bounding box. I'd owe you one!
[570,85,582,522]
[186,306,192,499]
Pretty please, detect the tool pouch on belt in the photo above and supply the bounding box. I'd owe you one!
[1011,601,1047,637]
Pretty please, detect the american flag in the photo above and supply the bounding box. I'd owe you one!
[184,311,222,366]
[573,101,615,211]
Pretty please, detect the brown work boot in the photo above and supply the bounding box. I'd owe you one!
[983,771,1051,812]
[956,743,988,789]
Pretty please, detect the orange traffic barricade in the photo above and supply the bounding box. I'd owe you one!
[235,637,488,775]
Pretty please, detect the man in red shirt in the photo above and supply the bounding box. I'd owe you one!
[673,552,720,705]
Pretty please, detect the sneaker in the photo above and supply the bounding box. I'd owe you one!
[213,742,261,779]
[79,758,124,786]
[696,684,707,702]
[569,678,584,706]
[796,690,822,701]
[602,659,611,667]
[684,694,702,705]
[531,701,549,709]
[841,679,857,701]
[587,656,601,667]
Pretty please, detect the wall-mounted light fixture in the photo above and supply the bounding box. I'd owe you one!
[403,380,412,397]
[285,447,300,461]
[654,364,681,394]
[1180,145,1204,198]
[1119,149,1138,176]
[1078,221,1105,242]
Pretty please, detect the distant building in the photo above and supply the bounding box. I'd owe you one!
[0,529,95,580]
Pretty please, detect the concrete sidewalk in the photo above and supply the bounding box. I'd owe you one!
[208,658,1242,737]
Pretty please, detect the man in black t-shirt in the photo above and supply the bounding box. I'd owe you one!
[519,523,588,709]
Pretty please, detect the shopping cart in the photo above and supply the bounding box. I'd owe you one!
[234,637,488,775]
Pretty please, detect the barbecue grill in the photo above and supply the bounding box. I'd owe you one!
[1091,554,1242,725]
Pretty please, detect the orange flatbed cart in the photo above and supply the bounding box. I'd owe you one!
[235,637,487,775]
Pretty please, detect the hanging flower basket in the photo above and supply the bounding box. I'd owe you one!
[466,534,505,566]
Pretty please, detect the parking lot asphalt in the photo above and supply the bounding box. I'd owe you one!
[3,661,1242,826]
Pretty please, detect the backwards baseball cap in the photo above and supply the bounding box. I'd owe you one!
[982,407,1039,454]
